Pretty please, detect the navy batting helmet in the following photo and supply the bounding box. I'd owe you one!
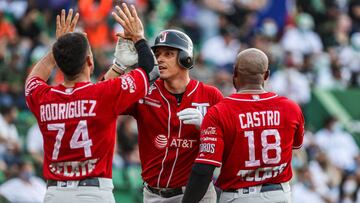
[152,29,194,69]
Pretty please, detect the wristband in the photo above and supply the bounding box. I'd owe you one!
[113,58,127,71]
[111,67,122,75]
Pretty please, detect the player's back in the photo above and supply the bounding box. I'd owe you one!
[214,92,304,189]
[25,69,148,181]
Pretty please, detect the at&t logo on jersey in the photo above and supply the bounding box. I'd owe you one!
[154,135,197,149]
[154,134,168,149]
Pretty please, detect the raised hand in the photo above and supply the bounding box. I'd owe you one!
[56,9,79,39]
[112,3,144,43]
[113,37,138,70]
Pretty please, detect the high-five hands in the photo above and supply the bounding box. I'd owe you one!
[112,3,144,43]
[177,108,204,130]
[113,37,138,70]
[56,9,79,39]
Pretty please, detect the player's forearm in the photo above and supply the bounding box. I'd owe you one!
[135,39,159,83]
[26,51,56,83]
[103,64,126,80]
[182,163,215,203]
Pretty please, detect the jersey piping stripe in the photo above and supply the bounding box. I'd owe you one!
[195,158,222,166]
[144,96,160,103]
[292,144,303,149]
[226,94,278,102]
[144,100,161,108]
[50,83,93,95]
[155,83,172,188]
[187,81,199,97]
[166,121,182,187]
[134,69,148,97]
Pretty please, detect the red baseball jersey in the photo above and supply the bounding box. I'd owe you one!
[124,79,223,188]
[25,69,148,181]
[196,92,304,189]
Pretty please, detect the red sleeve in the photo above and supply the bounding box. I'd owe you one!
[293,104,305,149]
[195,106,224,167]
[25,77,50,117]
[108,68,148,115]
[211,86,223,105]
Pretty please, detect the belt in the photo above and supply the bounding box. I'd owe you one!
[47,178,100,188]
[224,183,283,193]
[145,184,183,198]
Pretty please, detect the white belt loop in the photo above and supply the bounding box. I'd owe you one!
[280,181,291,192]
[98,178,114,189]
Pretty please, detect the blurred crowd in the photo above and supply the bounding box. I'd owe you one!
[1,0,360,202]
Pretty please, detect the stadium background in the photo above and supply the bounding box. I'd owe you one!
[1,0,360,202]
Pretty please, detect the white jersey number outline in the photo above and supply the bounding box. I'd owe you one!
[48,120,93,160]
[244,129,281,167]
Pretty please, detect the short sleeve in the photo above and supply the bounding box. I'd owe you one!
[293,104,305,149]
[109,68,149,115]
[25,77,49,116]
[211,87,223,105]
[195,107,224,167]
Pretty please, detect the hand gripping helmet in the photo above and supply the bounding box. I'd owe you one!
[152,29,194,69]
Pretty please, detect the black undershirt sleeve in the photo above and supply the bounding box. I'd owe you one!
[134,39,157,81]
[182,163,216,203]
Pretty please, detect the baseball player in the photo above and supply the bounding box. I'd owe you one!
[105,4,223,203]
[182,48,305,203]
[25,7,158,203]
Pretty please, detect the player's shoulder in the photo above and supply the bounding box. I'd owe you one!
[196,81,223,97]
[25,77,50,96]
[198,81,220,91]
[276,95,302,112]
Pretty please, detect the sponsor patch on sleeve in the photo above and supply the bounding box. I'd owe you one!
[25,77,44,96]
[120,75,137,93]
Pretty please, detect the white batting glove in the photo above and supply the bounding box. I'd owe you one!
[113,37,138,71]
[177,108,203,129]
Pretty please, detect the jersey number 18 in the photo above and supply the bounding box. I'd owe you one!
[244,129,281,167]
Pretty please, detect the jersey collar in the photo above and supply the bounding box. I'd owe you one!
[227,92,278,101]
[53,81,93,94]
[156,79,199,98]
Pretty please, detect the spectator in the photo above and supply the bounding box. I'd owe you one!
[316,47,351,89]
[281,13,323,56]
[315,117,360,171]
[0,104,21,168]
[292,167,327,203]
[339,32,360,87]
[270,52,311,106]
[201,27,241,73]
[338,172,360,203]
[308,150,342,201]
[26,123,43,168]
[78,0,113,49]
[0,160,46,203]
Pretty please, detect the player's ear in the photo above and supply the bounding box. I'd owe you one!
[86,55,94,73]
[264,69,270,80]
[232,65,239,89]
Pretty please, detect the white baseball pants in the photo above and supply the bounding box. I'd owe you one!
[43,178,115,203]
[143,182,217,203]
[219,182,292,203]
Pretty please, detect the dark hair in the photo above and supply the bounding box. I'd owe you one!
[52,32,89,79]
[0,104,16,115]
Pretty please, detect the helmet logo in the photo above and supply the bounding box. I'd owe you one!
[159,32,168,43]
